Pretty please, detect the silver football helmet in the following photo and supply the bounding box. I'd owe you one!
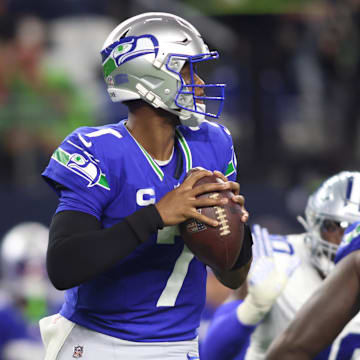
[298,171,360,276]
[100,12,225,127]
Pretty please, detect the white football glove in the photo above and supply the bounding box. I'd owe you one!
[237,224,300,325]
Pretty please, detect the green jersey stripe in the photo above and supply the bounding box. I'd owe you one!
[124,126,193,181]
[140,146,164,181]
[52,147,70,165]
[175,129,192,172]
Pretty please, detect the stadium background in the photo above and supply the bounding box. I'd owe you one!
[1,0,359,239]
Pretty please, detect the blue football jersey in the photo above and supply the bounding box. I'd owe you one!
[42,119,237,342]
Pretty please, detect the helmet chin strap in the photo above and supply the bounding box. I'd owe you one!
[179,104,206,127]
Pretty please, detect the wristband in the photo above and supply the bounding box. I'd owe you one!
[231,224,253,270]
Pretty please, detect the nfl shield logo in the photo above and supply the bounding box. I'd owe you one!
[73,345,84,358]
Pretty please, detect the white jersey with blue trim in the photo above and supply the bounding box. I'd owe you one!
[244,233,360,359]
[42,119,237,343]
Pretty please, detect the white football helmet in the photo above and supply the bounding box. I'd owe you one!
[100,12,225,127]
[298,171,360,276]
[0,222,62,321]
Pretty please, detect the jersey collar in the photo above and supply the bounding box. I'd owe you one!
[122,123,192,182]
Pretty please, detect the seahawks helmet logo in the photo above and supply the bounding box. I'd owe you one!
[111,35,158,67]
[101,35,159,78]
[112,40,134,58]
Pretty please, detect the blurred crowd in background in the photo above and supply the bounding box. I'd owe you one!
[0,1,359,240]
[2,0,360,239]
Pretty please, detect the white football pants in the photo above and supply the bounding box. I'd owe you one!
[39,314,200,360]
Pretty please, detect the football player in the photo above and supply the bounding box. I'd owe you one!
[0,222,63,360]
[201,171,360,360]
[39,12,252,360]
[267,220,360,359]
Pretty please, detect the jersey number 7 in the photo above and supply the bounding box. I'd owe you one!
[156,226,194,307]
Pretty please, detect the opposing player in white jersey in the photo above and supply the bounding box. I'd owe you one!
[267,220,360,359]
[201,171,360,360]
[39,12,252,360]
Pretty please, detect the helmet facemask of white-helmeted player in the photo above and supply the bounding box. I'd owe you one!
[100,12,225,127]
[298,171,360,277]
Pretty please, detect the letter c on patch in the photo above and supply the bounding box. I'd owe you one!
[136,188,155,206]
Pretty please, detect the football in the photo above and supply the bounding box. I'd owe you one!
[179,173,244,272]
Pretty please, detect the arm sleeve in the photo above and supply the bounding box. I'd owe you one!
[231,224,253,270]
[47,205,164,290]
[200,300,256,360]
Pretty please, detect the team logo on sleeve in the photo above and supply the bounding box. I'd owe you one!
[67,153,102,187]
[51,147,110,190]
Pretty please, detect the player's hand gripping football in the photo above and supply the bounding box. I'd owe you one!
[155,168,248,227]
[213,170,249,224]
[236,225,300,325]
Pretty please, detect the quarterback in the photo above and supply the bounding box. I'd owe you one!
[201,171,360,360]
[39,12,252,360]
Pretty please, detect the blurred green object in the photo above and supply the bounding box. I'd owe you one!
[185,0,321,15]
[0,67,95,145]
[23,296,48,324]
